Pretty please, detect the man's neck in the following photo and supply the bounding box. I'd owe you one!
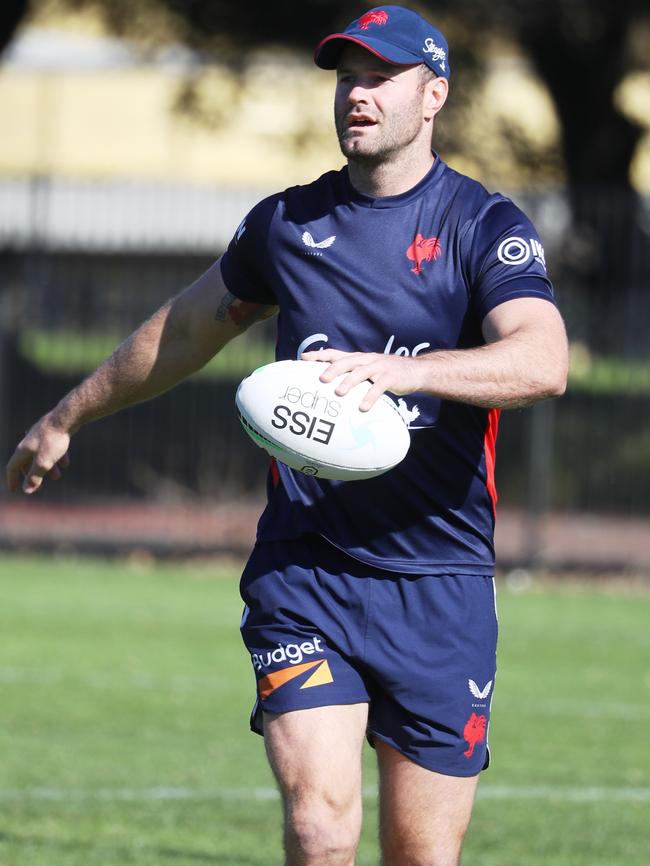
[347,148,435,198]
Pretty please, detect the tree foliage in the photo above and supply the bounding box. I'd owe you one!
[2,0,648,191]
[506,0,647,190]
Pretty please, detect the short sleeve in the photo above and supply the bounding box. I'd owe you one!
[465,197,556,322]
[219,193,282,304]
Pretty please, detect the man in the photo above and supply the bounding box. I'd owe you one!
[6,6,568,865]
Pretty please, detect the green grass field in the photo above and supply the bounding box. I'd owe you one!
[1,555,648,866]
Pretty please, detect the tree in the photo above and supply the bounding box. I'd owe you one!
[5,0,647,192]
[3,0,649,336]
[509,1,649,347]
[444,0,649,347]
[0,0,29,55]
[435,0,647,193]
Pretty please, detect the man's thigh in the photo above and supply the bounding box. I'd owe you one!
[377,741,479,866]
[264,703,369,799]
[264,704,369,860]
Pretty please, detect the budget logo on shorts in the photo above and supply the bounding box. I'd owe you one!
[251,638,334,700]
[252,637,326,671]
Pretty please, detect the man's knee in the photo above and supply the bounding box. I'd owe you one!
[286,792,361,862]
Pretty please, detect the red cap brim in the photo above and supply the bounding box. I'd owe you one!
[314,33,421,70]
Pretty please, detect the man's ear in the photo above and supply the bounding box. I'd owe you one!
[424,76,448,120]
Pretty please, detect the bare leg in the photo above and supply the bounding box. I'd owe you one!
[264,703,369,866]
[377,740,479,866]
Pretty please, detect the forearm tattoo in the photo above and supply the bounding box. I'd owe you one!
[215,291,275,331]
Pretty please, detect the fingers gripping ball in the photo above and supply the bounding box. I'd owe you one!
[236,360,410,481]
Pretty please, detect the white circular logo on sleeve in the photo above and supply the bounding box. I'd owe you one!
[497,236,531,266]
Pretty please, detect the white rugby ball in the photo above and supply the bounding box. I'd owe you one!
[236,360,410,481]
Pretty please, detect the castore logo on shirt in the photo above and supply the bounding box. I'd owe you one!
[301,231,337,257]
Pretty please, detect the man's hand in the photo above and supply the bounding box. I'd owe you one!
[301,349,425,411]
[6,416,71,495]
[302,300,568,412]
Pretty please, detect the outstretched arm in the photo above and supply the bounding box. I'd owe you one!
[6,259,277,494]
[303,297,568,411]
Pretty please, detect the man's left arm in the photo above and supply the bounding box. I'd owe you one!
[302,296,568,411]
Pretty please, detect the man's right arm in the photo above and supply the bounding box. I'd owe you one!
[6,258,277,494]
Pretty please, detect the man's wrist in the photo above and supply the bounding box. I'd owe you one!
[412,353,440,395]
[47,397,81,436]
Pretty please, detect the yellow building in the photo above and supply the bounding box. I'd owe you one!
[0,9,648,203]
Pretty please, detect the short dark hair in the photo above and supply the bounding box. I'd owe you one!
[418,65,438,90]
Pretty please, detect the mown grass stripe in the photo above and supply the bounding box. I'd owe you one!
[1,785,649,803]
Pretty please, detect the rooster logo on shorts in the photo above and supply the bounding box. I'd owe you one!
[463,712,487,758]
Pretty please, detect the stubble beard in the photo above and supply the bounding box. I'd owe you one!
[335,97,424,167]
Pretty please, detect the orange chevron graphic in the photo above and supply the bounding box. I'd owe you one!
[258,659,333,700]
[300,659,333,690]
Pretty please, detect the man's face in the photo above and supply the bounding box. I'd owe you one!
[334,45,430,163]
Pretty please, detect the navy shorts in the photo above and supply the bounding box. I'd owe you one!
[239,534,498,777]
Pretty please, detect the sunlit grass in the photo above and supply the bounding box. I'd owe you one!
[1,554,648,865]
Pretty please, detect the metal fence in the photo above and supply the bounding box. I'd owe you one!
[1,178,649,567]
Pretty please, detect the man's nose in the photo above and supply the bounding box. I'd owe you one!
[347,82,370,104]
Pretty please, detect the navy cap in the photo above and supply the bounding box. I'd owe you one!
[314,5,450,79]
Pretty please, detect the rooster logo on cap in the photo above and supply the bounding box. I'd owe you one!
[359,10,389,30]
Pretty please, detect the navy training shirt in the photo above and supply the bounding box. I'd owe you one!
[220,158,556,575]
